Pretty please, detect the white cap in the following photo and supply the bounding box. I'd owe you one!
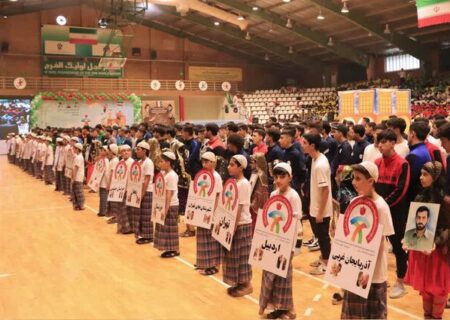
[274,162,292,176]
[354,161,379,182]
[109,144,119,155]
[162,150,176,160]
[232,154,248,168]
[56,137,63,142]
[71,137,79,142]
[119,144,131,151]
[201,151,216,163]
[74,143,83,151]
[137,141,150,150]
[46,137,52,142]
[63,135,71,141]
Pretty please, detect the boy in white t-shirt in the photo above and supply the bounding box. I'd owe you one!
[71,143,85,211]
[96,146,110,218]
[105,144,120,224]
[223,154,253,298]
[116,145,135,234]
[43,137,54,185]
[259,162,302,320]
[341,161,395,319]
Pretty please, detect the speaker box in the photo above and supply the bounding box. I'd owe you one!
[1,42,9,53]
[132,47,141,57]
[150,50,157,60]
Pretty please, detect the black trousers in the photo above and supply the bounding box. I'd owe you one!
[388,210,408,279]
[309,216,331,260]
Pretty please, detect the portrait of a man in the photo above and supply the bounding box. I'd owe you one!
[403,205,434,251]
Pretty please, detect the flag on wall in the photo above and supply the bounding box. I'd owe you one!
[44,41,76,55]
[69,27,98,44]
[417,0,450,28]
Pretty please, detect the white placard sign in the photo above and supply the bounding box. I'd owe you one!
[212,179,239,251]
[222,81,231,92]
[198,81,208,91]
[150,80,161,91]
[88,158,107,192]
[175,80,185,91]
[14,77,27,90]
[107,160,129,202]
[125,161,144,208]
[185,169,217,228]
[325,197,384,299]
[152,172,167,225]
[249,195,298,278]
[403,202,440,252]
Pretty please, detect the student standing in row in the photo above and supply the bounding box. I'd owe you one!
[223,155,253,298]
[43,137,54,185]
[96,146,110,218]
[71,143,85,211]
[117,145,135,234]
[105,144,119,224]
[196,152,223,276]
[259,162,301,320]
[154,151,180,258]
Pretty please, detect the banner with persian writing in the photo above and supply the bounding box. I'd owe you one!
[43,60,122,78]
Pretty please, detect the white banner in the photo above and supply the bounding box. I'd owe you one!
[185,170,217,228]
[107,160,129,202]
[37,101,134,128]
[249,195,298,278]
[92,43,122,57]
[125,161,144,208]
[88,158,107,192]
[152,173,167,226]
[325,197,383,299]
[212,179,239,251]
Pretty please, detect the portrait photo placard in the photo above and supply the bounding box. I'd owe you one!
[88,158,107,192]
[403,202,440,252]
[152,172,167,226]
[107,160,129,202]
[125,161,144,208]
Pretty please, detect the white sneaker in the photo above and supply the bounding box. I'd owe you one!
[308,239,320,252]
[389,282,407,299]
[309,258,322,267]
[309,264,326,276]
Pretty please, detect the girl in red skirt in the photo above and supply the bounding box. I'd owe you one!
[405,161,450,319]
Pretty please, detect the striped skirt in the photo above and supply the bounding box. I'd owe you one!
[99,188,109,215]
[36,161,43,177]
[64,175,72,194]
[259,259,294,311]
[341,282,387,319]
[117,197,132,234]
[55,171,63,191]
[178,187,188,215]
[108,200,123,219]
[222,223,253,286]
[71,181,85,209]
[44,165,54,183]
[132,192,153,240]
[196,226,222,269]
[154,206,179,251]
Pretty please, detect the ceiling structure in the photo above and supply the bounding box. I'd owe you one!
[1,0,449,72]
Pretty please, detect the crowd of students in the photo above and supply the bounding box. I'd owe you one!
[5,114,450,319]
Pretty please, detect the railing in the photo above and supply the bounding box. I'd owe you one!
[0,77,240,92]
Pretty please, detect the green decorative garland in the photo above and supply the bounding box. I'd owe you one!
[30,92,143,127]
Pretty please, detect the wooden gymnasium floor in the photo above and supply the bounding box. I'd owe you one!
[1,156,448,319]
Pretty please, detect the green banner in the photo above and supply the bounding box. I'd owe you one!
[43,60,123,78]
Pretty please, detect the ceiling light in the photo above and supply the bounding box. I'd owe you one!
[245,32,251,40]
[384,23,391,34]
[252,6,259,11]
[237,14,245,21]
[282,0,291,3]
[288,46,294,54]
[341,1,349,13]
[56,15,67,26]
[317,9,325,20]
[214,21,220,26]
[264,53,269,61]
[328,36,334,46]
[3,16,7,19]
[286,18,292,28]
[9,0,18,2]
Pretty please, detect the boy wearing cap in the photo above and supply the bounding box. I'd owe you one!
[340,161,394,319]
[71,143,85,210]
[223,154,253,297]
[105,144,120,223]
[54,138,65,191]
[196,151,223,276]
[132,141,154,244]
[116,145,135,234]
[43,137,54,185]
[97,146,110,217]
[154,150,181,258]
[259,162,301,319]
[64,137,77,197]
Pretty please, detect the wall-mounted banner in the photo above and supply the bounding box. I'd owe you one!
[188,66,242,82]
[43,60,123,78]
[142,100,175,126]
[42,25,123,58]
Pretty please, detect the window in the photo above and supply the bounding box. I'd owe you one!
[385,54,420,73]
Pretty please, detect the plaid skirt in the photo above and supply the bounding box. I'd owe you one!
[99,188,109,215]
[35,161,43,177]
[55,171,63,191]
[117,196,133,234]
[132,192,153,239]
[71,181,85,209]
[341,282,387,319]
[222,223,253,286]
[259,259,294,311]
[196,226,222,269]
[108,200,123,219]
[154,205,180,251]
[44,165,54,183]
[178,186,188,215]
[64,175,72,194]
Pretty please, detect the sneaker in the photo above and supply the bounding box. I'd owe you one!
[389,282,407,299]
[309,264,326,276]
[308,239,320,252]
[309,259,322,268]
[303,238,315,247]
[332,292,343,305]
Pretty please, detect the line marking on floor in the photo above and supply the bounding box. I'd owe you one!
[0,273,13,278]
[313,294,321,302]
[303,307,313,316]
[1,206,72,213]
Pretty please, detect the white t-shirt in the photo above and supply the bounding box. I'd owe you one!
[395,139,409,158]
[57,146,66,170]
[164,170,179,206]
[73,153,85,182]
[213,171,223,195]
[427,135,441,148]
[236,178,252,225]
[271,187,303,251]
[65,145,73,169]
[39,143,46,161]
[45,144,54,166]
[99,158,110,189]
[362,144,381,163]
[310,153,333,218]
[361,195,395,283]
[140,157,155,193]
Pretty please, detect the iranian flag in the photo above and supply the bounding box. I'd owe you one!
[417,0,450,28]
[69,27,97,45]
